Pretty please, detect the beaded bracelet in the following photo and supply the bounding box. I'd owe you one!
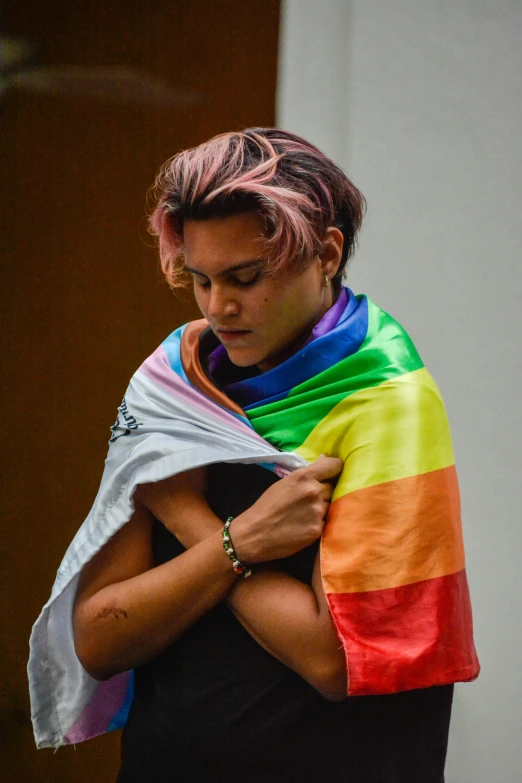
[222,516,252,578]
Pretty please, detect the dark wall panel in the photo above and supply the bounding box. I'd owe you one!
[1,2,280,780]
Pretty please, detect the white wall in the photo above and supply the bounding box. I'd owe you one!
[278,2,522,781]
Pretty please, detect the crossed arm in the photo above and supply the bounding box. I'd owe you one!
[73,461,347,700]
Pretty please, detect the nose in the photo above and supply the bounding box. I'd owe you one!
[206,284,239,321]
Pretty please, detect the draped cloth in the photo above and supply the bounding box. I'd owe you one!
[28,288,479,749]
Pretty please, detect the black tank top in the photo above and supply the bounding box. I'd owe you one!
[117,461,453,783]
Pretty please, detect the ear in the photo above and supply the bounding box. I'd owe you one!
[319,227,344,280]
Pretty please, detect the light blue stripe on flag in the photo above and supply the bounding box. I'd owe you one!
[108,671,134,732]
[162,324,189,382]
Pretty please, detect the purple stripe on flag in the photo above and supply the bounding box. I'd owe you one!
[304,287,349,344]
[64,671,131,744]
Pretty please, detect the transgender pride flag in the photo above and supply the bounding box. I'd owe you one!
[29,287,478,749]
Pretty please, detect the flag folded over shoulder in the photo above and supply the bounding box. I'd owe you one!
[182,288,480,697]
[28,287,479,748]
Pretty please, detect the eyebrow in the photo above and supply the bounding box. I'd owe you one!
[184,259,264,276]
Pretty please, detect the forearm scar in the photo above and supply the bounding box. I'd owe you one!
[96,607,128,620]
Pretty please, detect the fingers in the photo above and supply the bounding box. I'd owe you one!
[321,483,335,502]
[305,455,343,482]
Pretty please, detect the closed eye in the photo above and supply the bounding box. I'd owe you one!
[231,271,261,287]
[191,271,262,289]
[189,271,211,289]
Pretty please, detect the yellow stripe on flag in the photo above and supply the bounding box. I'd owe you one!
[295,367,455,497]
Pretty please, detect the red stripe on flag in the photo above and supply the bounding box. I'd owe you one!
[328,569,480,696]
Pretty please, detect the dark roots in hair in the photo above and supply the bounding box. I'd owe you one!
[149,127,366,291]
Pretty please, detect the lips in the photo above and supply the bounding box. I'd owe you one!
[217,329,251,342]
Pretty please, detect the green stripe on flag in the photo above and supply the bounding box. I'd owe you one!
[246,299,424,451]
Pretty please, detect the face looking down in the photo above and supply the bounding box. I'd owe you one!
[183,212,343,372]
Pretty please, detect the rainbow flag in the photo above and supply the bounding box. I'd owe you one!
[29,288,478,748]
[180,289,480,695]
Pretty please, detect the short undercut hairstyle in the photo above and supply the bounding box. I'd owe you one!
[149,128,366,291]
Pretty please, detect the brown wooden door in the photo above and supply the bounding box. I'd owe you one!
[1,2,280,780]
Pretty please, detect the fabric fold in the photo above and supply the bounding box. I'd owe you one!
[28,287,479,748]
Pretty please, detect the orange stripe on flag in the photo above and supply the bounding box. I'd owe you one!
[181,320,246,417]
[321,465,464,594]
[327,570,480,696]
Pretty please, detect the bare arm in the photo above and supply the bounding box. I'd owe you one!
[73,492,238,680]
[73,458,342,684]
[226,550,346,701]
[140,459,347,700]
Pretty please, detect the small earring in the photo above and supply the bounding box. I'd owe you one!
[324,275,329,287]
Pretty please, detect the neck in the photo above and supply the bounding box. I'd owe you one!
[256,288,338,373]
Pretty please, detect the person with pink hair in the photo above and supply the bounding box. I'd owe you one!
[67,128,477,781]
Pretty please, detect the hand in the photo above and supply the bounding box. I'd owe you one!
[230,456,343,564]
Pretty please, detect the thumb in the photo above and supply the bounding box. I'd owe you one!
[308,455,343,481]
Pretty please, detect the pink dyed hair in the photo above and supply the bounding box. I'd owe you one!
[149,128,366,290]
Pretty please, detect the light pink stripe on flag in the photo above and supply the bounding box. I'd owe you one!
[64,671,131,744]
[139,345,265,440]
